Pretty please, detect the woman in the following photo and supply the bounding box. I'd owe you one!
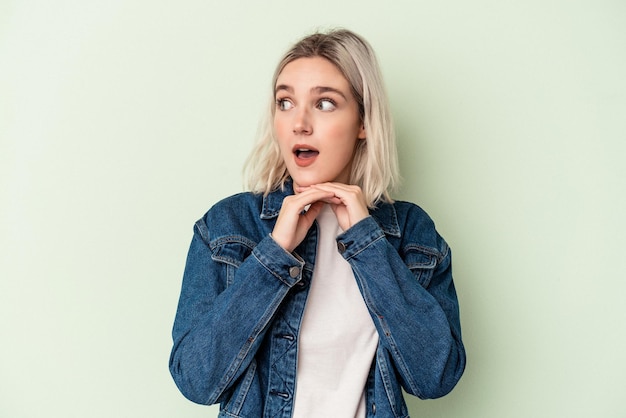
[169,28,465,418]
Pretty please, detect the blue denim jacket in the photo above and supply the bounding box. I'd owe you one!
[169,182,465,417]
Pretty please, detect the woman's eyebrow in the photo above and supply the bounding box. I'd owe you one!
[274,84,347,100]
[312,86,347,100]
[275,84,293,95]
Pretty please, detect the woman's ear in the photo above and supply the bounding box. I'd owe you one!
[358,123,366,140]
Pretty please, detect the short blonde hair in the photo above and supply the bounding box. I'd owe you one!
[244,28,399,206]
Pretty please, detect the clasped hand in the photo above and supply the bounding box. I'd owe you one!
[271,183,369,253]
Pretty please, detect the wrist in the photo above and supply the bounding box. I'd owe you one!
[269,233,294,253]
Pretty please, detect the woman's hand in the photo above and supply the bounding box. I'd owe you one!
[273,183,370,252]
[296,183,370,231]
[271,188,335,252]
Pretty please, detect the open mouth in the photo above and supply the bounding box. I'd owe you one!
[294,148,319,159]
[293,145,319,167]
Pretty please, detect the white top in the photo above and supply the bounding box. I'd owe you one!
[293,205,379,418]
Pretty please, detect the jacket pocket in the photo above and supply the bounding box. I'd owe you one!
[210,236,257,266]
[210,236,257,286]
[402,244,438,288]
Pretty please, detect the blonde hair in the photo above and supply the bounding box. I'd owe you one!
[244,28,399,206]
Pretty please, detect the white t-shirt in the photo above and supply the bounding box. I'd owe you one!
[293,205,379,418]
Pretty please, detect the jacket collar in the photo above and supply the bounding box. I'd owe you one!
[260,179,401,237]
[260,181,294,220]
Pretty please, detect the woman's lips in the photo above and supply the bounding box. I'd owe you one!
[293,146,319,167]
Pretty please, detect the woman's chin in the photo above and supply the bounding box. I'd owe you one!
[290,177,317,190]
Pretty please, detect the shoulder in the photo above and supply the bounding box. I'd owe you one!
[207,191,264,216]
[389,200,433,222]
[373,199,435,233]
[193,192,266,245]
[374,200,448,259]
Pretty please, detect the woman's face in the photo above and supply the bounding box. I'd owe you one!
[274,56,365,190]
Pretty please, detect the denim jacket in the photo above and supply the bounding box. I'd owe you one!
[169,182,465,418]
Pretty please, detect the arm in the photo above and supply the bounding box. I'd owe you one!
[338,212,466,399]
[169,216,304,405]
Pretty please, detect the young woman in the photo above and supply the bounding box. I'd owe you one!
[169,29,465,418]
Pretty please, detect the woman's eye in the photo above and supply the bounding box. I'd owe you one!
[317,99,336,111]
[276,98,293,111]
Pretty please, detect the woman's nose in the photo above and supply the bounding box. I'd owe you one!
[293,107,312,135]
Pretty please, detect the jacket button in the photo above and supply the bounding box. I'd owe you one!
[372,403,376,414]
[337,241,347,253]
[289,266,300,278]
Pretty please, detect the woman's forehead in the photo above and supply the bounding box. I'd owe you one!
[275,57,350,90]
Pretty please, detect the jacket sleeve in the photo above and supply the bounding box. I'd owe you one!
[169,216,304,405]
[337,209,466,399]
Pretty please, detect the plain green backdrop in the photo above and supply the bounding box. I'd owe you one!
[1,1,625,417]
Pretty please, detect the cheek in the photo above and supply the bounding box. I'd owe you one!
[273,115,292,141]
[273,116,281,135]
[273,119,292,158]
[323,114,361,136]
[324,123,361,148]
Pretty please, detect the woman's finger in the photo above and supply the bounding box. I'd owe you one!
[272,189,335,252]
[308,183,369,229]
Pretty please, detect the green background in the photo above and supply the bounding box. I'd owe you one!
[1,1,625,416]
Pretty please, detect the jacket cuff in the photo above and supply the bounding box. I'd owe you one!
[336,216,386,260]
[252,235,305,287]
